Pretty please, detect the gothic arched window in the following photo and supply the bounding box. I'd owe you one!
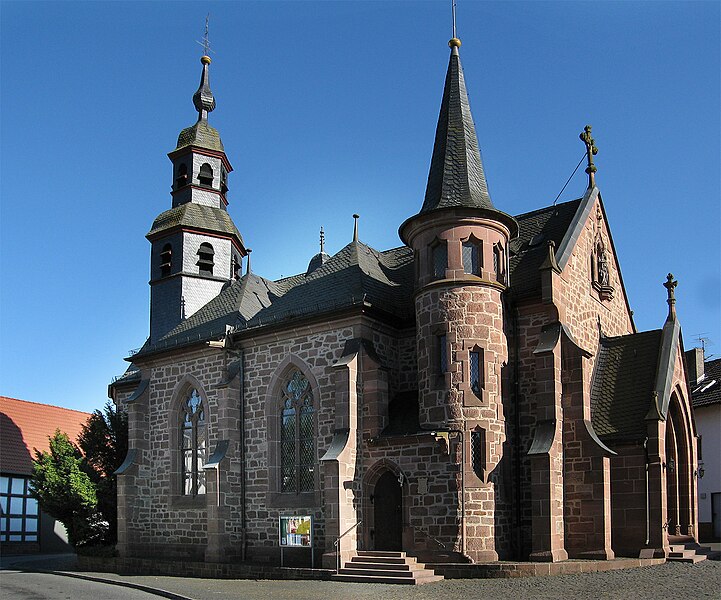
[280,370,315,493]
[197,242,215,276]
[180,389,207,496]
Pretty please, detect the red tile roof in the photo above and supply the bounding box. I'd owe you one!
[0,396,92,476]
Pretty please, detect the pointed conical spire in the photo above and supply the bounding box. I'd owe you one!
[193,56,216,121]
[420,38,495,214]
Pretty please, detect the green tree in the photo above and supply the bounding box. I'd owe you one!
[30,431,104,547]
[78,401,128,544]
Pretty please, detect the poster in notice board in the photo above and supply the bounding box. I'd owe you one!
[279,515,312,547]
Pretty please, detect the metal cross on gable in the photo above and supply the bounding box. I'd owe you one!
[580,125,598,189]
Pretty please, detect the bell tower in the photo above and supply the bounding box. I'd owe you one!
[148,53,246,343]
[399,36,518,560]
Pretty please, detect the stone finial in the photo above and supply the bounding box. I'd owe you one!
[664,273,678,319]
[319,226,325,253]
[352,214,360,242]
[580,125,598,189]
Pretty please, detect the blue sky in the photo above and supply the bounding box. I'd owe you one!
[1,1,719,414]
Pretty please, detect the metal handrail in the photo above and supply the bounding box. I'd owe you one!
[411,524,448,551]
[333,520,362,574]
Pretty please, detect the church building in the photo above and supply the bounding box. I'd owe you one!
[110,34,700,569]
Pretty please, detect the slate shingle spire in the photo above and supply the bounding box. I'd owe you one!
[420,37,495,214]
[193,55,216,121]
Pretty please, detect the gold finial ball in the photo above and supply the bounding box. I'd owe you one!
[201,55,212,65]
[448,37,462,48]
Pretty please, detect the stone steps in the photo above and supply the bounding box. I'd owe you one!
[332,551,444,585]
[667,543,710,563]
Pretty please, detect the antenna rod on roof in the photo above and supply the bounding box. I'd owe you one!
[320,226,325,253]
[246,249,252,275]
[452,0,457,40]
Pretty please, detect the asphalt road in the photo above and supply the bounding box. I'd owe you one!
[2,554,720,600]
[0,570,168,600]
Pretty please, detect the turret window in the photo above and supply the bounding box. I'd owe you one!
[493,243,506,284]
[471,429,485,479]
[432,241,447,280]
[197,242,215,276]
[469,348,484,397]
[175,163,189,189]
[160,243,173,277]
[438,334,448,375]
[462,237,482,275]
[198,163,214,187]
[221,167,228,194]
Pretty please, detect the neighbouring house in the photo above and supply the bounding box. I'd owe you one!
[688,350,721,541]
[0,396,91,553]
[110,33,700,568]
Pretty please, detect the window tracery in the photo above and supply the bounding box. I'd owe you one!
[180,389,207,496]
[280,370,315,493]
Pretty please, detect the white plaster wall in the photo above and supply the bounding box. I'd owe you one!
[696,403,721,524]
[181,233,231,278]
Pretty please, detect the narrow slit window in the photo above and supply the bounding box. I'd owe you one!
[471,430,485,479]
[470,349,483,397]
[432,242,447,280]
[439,334,447,375]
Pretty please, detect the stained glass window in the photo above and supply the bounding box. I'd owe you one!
[462,240,481,275]
[181,389,207,495]
[432,242,447,280]
[280,370,315,493]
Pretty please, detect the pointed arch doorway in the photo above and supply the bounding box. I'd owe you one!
[373,470,403,551]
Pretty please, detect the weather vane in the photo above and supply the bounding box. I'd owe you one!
[196,13,214,57]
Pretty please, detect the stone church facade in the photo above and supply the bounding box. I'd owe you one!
[110,37,699,568]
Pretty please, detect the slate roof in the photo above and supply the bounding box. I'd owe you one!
[129,194,592,360]
[134,240,415,357]
[691,358,721,408]
[0,396,91,476]
[174,120,224,153]
[509,199,582,298]
[147,202,243,244]
[420,44,495,215]
[590,330,663,442]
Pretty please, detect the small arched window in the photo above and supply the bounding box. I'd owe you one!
[198,162,214,187]
[280,370,315,493]
[431,240,447,280]
[180,389,207,496]
[160,243,172,277]
[462,237,482,275]
[220,167,228,194]
[175,163,189,190]
[197,242,215,276]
